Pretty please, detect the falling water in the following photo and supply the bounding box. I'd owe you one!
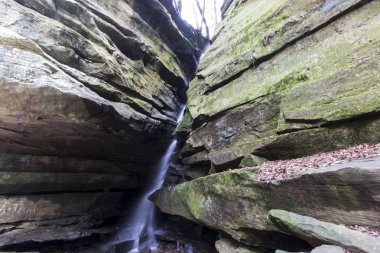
[127,106,186,252]
[176,241,193,253]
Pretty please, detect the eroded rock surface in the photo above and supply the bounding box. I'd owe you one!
[311,245,345,253]
[155,0,380,252]
[0,0,203,248]
[269,210,380,253]
[180,0,380,171]
[153,158,380,249]
[215,237,273,253]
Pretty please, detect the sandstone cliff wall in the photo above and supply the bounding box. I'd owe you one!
[178,0,380,172]
[154,0,380,252]
[0,0,203,247]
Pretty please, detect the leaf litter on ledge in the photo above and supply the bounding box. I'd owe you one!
[255,143,380,253]
[257,143,380,182]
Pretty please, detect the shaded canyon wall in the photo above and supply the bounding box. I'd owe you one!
[154,0,380,251]
[176,0,380,174]
[0,0,204,247]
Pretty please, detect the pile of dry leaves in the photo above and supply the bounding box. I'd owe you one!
[347,225,380,238]
[344,225,380,252]
[257,143,380,182]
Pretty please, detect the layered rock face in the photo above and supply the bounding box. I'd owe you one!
[0,0,203,247]
[177,0,380,172]
[154,0,380,252]
[153,158,380,250]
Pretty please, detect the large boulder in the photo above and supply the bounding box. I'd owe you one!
[215,237,273,253]
[269,210,380,253]
[152,158,380,249]
[311,245,345,253]
[180,0,380,172]
[0,0,203,247]
[0,192,123,246]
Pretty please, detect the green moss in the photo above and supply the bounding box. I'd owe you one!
[220,171,232,185]
[177,183,203,218]
[268,72,309,94]
[240,154,268,167]
[189,1,380,122]
[230,0,298,59]
[175,109,193,134]
[186,194,202,218]
[209,162,216,175]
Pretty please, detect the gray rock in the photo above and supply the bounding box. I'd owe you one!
[311,245,344,253]
[180,0,380,171]
[269,210,380,253]
[239,154,268,168]
[275,251,306,253]
[0,171,138,194]
[0,192,123,247]
[216,237,273,253]
[0,0,202,247]
[152,158,380,249]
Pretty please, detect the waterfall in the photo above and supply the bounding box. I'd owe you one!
[127,106,186,252]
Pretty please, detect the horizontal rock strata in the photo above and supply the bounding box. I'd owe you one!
[269,210,380,253]
[179,0,380,171]
[157,0,380,252]
[0,0,203,247]
[153,158,380,250]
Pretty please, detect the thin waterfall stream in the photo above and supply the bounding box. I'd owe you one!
[127,106,186,252]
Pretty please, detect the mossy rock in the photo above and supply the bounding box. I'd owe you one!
[152,158,380,249]
[269,210,380,253]
[239,154,268,168]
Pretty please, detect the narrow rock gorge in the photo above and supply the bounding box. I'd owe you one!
[0,0,379,252]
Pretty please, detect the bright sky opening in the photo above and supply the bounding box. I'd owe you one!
[179,0,225,38]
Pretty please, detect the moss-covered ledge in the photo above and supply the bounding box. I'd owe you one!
[152,158,380,249]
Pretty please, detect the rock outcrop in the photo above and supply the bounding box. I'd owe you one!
[215,237,272,253]
[153,158,380,250]
[178,0,380,171]
[311,245,345,253]
[0,0,203,248]
[3,0,380,251]
[153,0,380,252]
[269,210,380,253]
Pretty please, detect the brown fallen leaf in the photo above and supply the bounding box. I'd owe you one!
[256,143,380,182]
